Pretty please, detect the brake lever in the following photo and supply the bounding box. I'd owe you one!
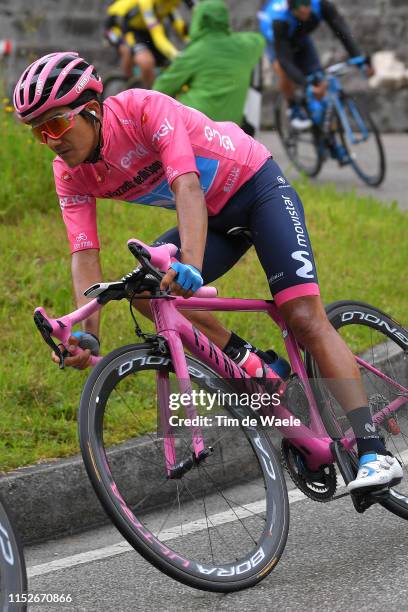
[127,243,163,281]
[33,311,66,369]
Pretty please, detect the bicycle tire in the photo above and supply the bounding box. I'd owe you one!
[335,95,386,187]
[102,74,142,101]
[306,300,408,519]
[0,496,27,611]
[274,94,323,178]
[78,343,289,592]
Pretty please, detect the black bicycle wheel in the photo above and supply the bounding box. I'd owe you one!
[306,300,408,519]
[274,95,323,178]
[79,343,289,592]
[102,74,142,101]
[0,496,27,611]
[335,94,386,187]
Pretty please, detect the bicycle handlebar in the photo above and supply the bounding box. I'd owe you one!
[34,301,103,369]
[306,56,367,85]
[34,239,217,368]
[325,55,367,75]
[127,238,217,298]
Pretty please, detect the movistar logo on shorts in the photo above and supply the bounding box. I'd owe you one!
[282,195,307,248]
[291,251,314,279]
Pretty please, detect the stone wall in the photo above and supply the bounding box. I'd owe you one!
[1,0,407,130]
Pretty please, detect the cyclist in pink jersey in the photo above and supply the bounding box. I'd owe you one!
[14,52,403,491]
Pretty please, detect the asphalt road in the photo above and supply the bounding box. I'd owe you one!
[258,131,408,212]
[25,476,408,612]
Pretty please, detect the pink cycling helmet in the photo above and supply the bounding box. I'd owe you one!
[14,51,103,123]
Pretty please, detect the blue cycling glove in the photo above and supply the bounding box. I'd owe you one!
[170,262,203,292]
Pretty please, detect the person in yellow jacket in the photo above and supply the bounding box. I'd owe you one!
[105,0,190,87]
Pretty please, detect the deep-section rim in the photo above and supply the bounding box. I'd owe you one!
[78,343,290,592]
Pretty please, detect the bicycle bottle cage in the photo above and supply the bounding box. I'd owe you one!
[33,311,66,369]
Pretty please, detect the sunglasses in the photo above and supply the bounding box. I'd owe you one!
[31,104,87,143]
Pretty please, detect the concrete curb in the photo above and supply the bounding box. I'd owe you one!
[1,343,405,545]
[0,429,282,545]
[0,452,107,545]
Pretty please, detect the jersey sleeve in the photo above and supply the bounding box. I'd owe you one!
[53,160,99,254]
[169,11,188,42]
[139,0,179,59]
[139,92,199,187]
[321,0,361,58]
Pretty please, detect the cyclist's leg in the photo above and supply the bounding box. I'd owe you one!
[273,60,296,102]
[267,42,296,102]
[134,48,156,88]
[246,159,389,464]
[246,159,362,404]
[143,226,251,347]
[294,36,322,78]
[133,30,167,88]
[118,43,133,79]
[132,30,157,88]
[149,208,289,376]
[273,39,317,129]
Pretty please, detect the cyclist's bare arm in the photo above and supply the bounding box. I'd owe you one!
[72,249,103,336]
[161,172,207,296]
[51,249,102,369]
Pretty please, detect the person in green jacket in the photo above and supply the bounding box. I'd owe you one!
[153,0,265,126]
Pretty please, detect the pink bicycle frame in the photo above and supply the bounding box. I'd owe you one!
[34,240,408,475]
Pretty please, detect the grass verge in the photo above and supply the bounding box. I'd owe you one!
[0,115,407,470]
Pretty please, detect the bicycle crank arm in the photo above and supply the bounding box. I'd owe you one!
[331,441,358,485]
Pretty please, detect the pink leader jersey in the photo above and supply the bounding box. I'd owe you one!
[53,89,271,253]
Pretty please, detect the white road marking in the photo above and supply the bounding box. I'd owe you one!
[27,487,309,578]
[30,452,408,579]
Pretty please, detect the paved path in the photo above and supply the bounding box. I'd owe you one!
[25,477,408,611]
[259,131,408,212]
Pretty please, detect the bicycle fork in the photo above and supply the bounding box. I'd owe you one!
[151,300,209,479]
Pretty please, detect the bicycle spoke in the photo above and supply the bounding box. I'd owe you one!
[199,465,261,546]
[81,348,288,584]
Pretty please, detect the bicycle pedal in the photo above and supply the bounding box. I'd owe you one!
[369,485,389,496]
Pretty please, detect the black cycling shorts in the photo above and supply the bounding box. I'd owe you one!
[129,29,168,66]
[152,158,320,307]
[267,36,322,76]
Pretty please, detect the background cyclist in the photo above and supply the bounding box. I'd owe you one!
[258,0,373,130]
[153,0,265,130]
[13,52,402,492]
[105,0,190,88]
